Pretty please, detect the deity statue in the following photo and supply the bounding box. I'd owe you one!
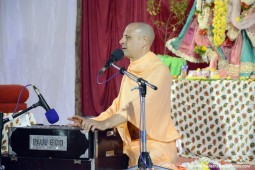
[166,0,255,78]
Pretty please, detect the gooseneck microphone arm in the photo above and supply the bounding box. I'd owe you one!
[3,102,41,125]
[32,85,50,111]
[31,85,59,124]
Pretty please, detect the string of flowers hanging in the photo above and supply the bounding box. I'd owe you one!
[212,0,228,47]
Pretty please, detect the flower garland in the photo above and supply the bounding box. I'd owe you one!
[183,157,236,170]
[194,45,207,56]
[194,45,210,63]
[196,0,212,31]
[198,7,210,30]
[212,0,228,47]
[241,0,255,5]
[196,0,203,11]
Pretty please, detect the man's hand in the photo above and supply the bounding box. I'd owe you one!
[68,115,108,132]
[68,114,127,132]
[68,115,85,128]
[82,119,108,132]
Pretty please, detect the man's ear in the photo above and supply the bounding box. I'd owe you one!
[141,35,148,47]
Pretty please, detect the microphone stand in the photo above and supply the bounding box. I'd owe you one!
[0,102,41,170]
[3,102,40,124]
[111,63,169,170]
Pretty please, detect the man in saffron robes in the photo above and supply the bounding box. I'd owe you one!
[68,22,180,169]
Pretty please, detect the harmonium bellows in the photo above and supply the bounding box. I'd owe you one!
[8,125,123,159]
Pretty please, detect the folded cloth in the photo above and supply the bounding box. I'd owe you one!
[158,55,187,76]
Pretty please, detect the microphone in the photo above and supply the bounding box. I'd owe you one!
[32,85,59,124]
[98,48,124,75]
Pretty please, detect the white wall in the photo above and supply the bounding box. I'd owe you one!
[0,0,77,125]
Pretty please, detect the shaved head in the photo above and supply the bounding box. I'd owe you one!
[127,22,155,46]
[119,22,155,61]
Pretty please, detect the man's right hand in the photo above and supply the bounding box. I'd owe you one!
[68,115,85,129]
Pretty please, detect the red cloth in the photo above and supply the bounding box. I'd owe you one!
[0,84,29,112]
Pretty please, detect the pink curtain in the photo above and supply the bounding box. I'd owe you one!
[81,0,194,116]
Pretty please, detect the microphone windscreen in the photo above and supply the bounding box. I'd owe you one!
[111,49,124,61]
[45,108,59,124]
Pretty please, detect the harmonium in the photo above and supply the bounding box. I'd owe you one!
[2,125,128,170]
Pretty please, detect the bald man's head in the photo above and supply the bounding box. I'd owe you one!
[127,22,155,47]
[119,22,155,61]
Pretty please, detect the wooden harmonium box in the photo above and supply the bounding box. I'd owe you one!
[8,125,123,159]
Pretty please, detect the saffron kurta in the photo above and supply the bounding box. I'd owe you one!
[93,51,180,167]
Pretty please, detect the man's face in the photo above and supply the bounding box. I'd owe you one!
[119,25,142,61]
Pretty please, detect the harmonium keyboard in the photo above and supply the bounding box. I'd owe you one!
[8,125,124,159]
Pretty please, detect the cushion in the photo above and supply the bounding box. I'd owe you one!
[0,84,29,113]
[0,103,27,113]
[0,84,29,103]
